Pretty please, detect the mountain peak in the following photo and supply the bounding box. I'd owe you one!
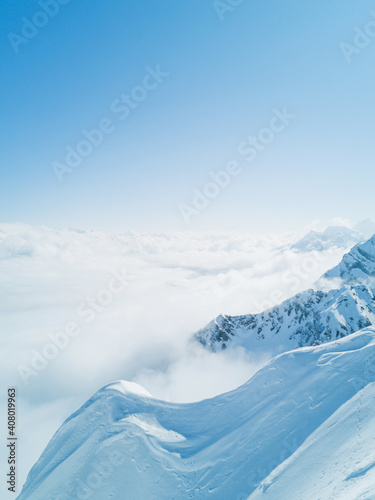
[292,226,363,252]
[322,234,375,285]
[353,218,375,238]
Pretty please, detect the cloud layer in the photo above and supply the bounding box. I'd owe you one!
[0,223,350,490]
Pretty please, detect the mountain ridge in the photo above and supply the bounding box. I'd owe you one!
[291,225,365,252]
[196,235,375,353]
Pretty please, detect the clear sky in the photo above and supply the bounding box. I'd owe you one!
[1,0,375,233]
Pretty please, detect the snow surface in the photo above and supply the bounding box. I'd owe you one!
[249,382,375,500]
[323,235,375,285]
[17,328,375,500]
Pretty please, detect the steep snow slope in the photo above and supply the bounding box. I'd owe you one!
[291,226,364,252]
[196,236,375,353]
[17,329,375,500]
[323,234,375,285]
[249,382,375,500]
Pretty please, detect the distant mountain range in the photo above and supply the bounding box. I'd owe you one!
[291,226,365,252]
[196,235,375,354]
[290,220,375,253]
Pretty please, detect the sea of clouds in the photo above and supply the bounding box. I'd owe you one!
[0,222,350,491]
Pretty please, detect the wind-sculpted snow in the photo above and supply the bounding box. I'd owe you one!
[17,329,375,500]
[196,235,375,353]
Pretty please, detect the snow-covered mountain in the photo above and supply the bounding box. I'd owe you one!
[322,234,375,286]
[353,218,375,238]
[16,232,375,500]
[17,328,375,500]
[196,236,375,353]
[196,285,375,354]
[291,226,364,252]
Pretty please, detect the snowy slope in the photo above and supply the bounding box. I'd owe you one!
[196,236,375,353]
[322,234,375,285]
[17,329,375,500]
[249,381,375,500]
[291,226,364,252]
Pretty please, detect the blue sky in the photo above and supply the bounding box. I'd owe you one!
[1,0,375,232]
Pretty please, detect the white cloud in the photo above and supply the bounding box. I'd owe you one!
[0,222,350,491]
[133,344,269,403]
